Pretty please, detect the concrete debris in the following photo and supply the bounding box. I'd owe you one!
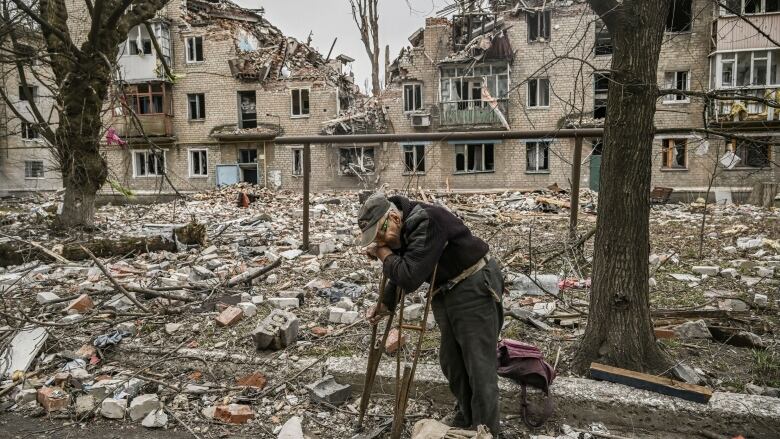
[403,303,425,321]
[75,394,96,416]
[252,309,299,350]
[101,398,127,419]
[277,415,305,438]
[306,375,352,405]
[674,320,712,339]
[141,408,168,428]
[670,273,700,283]
[506,273,559,297]
[0,325,48,378]
[692,266,720,276]
[718,298,749,311]
[268,297,300,309]
[37,386,69,412]
[129,394,160,421]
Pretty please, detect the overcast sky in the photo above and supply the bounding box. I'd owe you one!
[234,0,450,92]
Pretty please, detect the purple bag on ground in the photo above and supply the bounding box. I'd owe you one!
[496,339,556,429]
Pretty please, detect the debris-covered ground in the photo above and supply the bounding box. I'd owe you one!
[0,186,777,438]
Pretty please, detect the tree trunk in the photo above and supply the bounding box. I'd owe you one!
[574,0,672,373]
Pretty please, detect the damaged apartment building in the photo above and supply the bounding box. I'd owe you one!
[366,0,779,198]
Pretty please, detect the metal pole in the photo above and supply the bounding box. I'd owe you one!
[303,143,311,250]
[569,136,583,242]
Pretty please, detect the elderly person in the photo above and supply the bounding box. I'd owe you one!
[358,192,504,435]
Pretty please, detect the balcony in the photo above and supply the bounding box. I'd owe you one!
[710,88,780,123]
[439,99,509,128]
[714,13,780,51]
[116,22,172,83]
[114,114,174,138]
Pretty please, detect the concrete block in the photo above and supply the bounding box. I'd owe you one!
[306,375,352,405]
[328,307,346,324]
[75,394,96,416]
[129,394,159,421]
[310,240,337,256]
[692,266,719,276]
[341,311,359,324]
[268,297,299,309]
[101,398,127,419]
[251,295,264,305]
[237,302,257,317]
[278,290,305,305]
[403,303,425,321]
[720,268,738,278]
[754,293,768,308]
[251,309,299,351]
[36,292,60,305]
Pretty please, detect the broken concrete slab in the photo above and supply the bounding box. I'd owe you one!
[142,408,168,428]
[251,309,299,350]
[326,357,780,439]
[268,297,300,309]
[129,393,160,421]
[75,394,96,416]
[670,273,700,282]
[0,325,48,377]
[306,375,352,405]
[277,415,304,438]
[506,272,559,297]
[403,303,425,321]
[101,398,127,419]
[36,291,60,305]
[692,266,719,276]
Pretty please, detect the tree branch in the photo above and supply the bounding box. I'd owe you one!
[9,0,76,52]
[144,21,173,81]
[717,1,780,48]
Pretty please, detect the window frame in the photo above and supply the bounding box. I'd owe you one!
[661,138,688,169]
[185,36,204,63]
[338,146,375,175]
[18,85,36,102]
[290,88,311,118]
[126,83,167,116]
[527,10,551,43]
[187,93,206,121]
[594,18,613,56]
[20,121,38,140]
[662,70,691,104]
[402,144,426,174]
[593,72,610,119]
[666,0,693,33]
[132,150,166,178]
[527,78,550,108]
[291,148,304,176]
[730,137,772,169]
[24,160,44,179]
[525,141,551,173]
[722,0,780,15]
[403,83,423,113]
[237,90,257,129]
[454,143,495,174]
[188,148,209,178]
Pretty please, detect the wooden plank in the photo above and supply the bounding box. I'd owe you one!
[651,309,749,319]
[589,362,713,404]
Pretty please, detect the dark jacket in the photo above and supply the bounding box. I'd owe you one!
[381,196,489,311]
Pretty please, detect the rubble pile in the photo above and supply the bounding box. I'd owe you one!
[0,186,778,437]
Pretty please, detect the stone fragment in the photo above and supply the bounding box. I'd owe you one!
[720,268,738,278]
[306,375,352,405]
[310,240,337,256]
[385,328,407,354]
[236,371,267,389]
[251,295,265,305]
[737,237,763,250]
[718,298,749,311]
[15,388,37,404]
[36,291,60,305]
[201,245,217,255]
[745,383,764,395]
[268,297,299,309]
[142,408,168,428]
[340,311,359,324]
[532,302,556,317]
[328,307,345,324]
[201,406,216,419]
[335,297,355,311]
[670,273,700,282]
[757,266,775,278]
[130,394,160,421]
[672,364,704,385]
[692,266,719,276]
[164,323,182,335]
[65,294,94,314]
[37,386,69,412]
[237,302,258,317]
[216,306,243,327]
[214,404,254,424]
[278,416,304,438]
[674,320,712,339]
[723,246,737,254]
[280,249,303,260]
[403,304,425,321]
[251,309,299,351]
[754,293,768,308]
[101,398,127,419]
[75,394,96,416]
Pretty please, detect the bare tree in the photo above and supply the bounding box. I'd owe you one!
[0,0,169,227]
[350,0,381,96]
[573,0,673,372]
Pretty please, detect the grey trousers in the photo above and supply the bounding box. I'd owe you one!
[432,258,504,435]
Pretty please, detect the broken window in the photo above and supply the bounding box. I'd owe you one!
[663,71,689,103]
[404,83,422,112]
[720,54,736,87]
[190,149,208,177]
[402,144,426,173]
[239,149,258,164]
[21,122,38,139]
[528,10,551,42]
[440,65,509,104]
[454,144,494,173]
[593,72,610,119]
[238,91,257,129]
[594,18,612,56]
[733,138,771,167]
[24,160,44,178]
[186,36,204,62]
[753,51,768,85]
[291,89,310,117]
[133,150,165,177]
[526,142,550,172]
[130,39,152,55]
[18,85,36,102]
[528,78,550,108]
[128,84,165,115]
[339,147,375,175]
[662,139,687,169]
[666,0,692,33]
[739,0,780,13]
[737,52,751,86]
[292,148,303,176]
[188,93,205,120]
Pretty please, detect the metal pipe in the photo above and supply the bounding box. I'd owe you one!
[274,128,605,144]
[569,136,583,242]
[302,143,311,250]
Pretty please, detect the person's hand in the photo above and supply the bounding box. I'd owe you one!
[366,303,389,325]
[364,243,379,260]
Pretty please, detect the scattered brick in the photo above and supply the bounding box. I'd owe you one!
[216,306,243,327]
[311,327,330,337]
[37,386,70,412]
[236,372,267,389]
[385,328,408,354]
[65,294,94,314]
[214,404,254,424]
[75,344,97,359]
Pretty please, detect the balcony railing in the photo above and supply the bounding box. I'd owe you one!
[439,99,509,127]
[711,88,780,123]
[114,114,173,138]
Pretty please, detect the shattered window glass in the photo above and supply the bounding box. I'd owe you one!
[666,0,692,33]
[134,151,165,177]
[404,84,422,112]
[339,147,375,175]
[662,139,687,169]
[292,149,303,176]
[402,145,425,173]
[593,72,610,119]
[454,144,494,173]
[735,138,771,168]
[190,150,208,176]
[527,10,551,42]
[238,91,257,129]
[526,142,550,172]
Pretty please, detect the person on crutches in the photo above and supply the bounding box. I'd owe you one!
[358,192,504,436]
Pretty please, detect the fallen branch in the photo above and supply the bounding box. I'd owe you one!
[123,284,198,303]
[81,245,150,314]
[225,258,282,287]
[540,227,596,265]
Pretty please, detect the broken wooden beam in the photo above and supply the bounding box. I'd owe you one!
[650,309,749,319]
[589,362,713,404]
